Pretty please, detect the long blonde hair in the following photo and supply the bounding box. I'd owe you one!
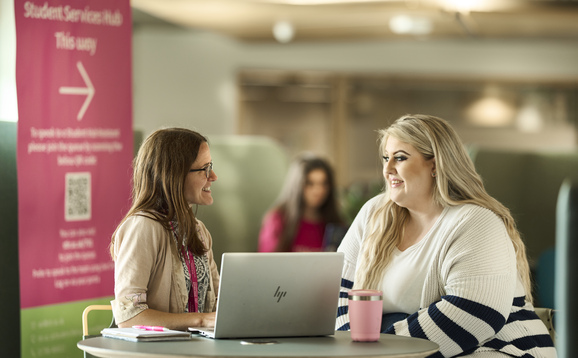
[354,114,533,303]
[110,128,208,259]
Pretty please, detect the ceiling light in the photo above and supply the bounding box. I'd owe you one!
[272,21,295,43]
[268,0,389,4]
[389,15,413,34]
[437,0,511,13]
[389,15,432,36]
[466,96,515,127]
[516,93,545,133]
[516,105,543,133]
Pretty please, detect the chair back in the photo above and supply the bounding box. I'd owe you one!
[82,305,116,358]
[555,179,578,358]
[534,307,556,345]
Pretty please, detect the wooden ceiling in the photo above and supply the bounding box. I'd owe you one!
[131,0,578,42]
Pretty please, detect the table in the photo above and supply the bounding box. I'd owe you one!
[77,331,439,358]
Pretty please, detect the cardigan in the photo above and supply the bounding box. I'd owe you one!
[111,214,220,324]
[336,195,556,358]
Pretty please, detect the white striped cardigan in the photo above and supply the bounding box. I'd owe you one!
[336,196,556,358]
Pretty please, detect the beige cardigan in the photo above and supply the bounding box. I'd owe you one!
[111,214,220,324]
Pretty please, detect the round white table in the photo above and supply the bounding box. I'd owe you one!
[78,331,439,358]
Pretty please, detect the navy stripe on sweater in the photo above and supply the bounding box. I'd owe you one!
[444,295,505,333]
[341,278,353,289]
[336,278,353,328]
[428,304,479,351]
[483,334,553,351]
[384,311,431,341]
[506,309,540,324]
[407,312,428,339]
[455,346,480,357]
[337,305,348,317]
[512,296,526,307]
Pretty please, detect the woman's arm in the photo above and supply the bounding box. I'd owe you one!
[386,206,517,357]
[117,309,215,331]
[335,259,355,331]
[335,196,379,330]
[112,216,195,327]
[258,211,283,252]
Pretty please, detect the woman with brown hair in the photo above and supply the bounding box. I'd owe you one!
[258,153,343,252]
[110,128,219,331]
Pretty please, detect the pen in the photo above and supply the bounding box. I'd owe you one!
[133,325,168,332]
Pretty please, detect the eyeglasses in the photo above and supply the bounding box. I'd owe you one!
[189,162,213,179]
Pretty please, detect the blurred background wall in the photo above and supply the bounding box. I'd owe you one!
[129,2,578,309]
[3,0,578,327]
[3,2,577,356]
[133,27,578,145]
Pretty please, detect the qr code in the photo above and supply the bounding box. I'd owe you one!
[65,172,91,221]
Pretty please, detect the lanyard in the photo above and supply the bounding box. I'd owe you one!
[181,245,199,313]
[170,222,199,313]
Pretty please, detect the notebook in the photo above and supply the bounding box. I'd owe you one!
[189,252,344,339]
[101,327,191,342]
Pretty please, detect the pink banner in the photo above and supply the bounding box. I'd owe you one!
[15,0,132,308]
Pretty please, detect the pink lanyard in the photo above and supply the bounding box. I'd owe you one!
[170,223,199,313]
[181,245,199,313]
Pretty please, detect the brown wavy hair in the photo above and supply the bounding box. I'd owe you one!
[110,128,208,258]
[270,153,343,252]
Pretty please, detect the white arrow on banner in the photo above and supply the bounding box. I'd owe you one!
[59,61,95,121]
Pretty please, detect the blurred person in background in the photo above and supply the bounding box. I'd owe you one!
[258,153,344,252]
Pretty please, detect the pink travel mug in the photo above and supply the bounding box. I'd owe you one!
[348,289,383,342]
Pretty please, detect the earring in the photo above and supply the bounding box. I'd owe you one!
[432,171,436,177]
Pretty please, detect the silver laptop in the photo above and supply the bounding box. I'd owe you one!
[189,252,344,339]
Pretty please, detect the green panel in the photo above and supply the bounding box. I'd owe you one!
[21,297,114,358]
[197,136,288,267]
[0,121,19,357]
[133,130,143,156]
[472,148,578,306]
[474,149,578,264]
[523,152,578,263]
[472,150,538,261]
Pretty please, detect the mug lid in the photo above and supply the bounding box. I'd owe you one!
[348,289,382,297]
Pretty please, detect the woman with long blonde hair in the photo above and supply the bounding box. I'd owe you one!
[336,115,555,357]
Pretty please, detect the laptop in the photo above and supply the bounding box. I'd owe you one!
[189,252,344,339]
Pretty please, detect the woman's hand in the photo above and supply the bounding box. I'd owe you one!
[195,312,216,328]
